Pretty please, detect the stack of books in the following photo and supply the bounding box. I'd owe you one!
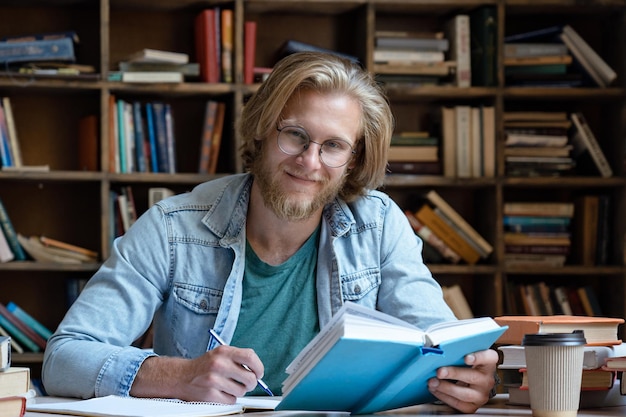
[503,201,574,267]
[495,315,626,408]
[373,29,454,87]
[16,235,98,264]
[503,111,574,177]
[407,190,493,265]
[505,281,603,317]
[0,364,30,417]
[112,48,191,83]
[386,131,441,175]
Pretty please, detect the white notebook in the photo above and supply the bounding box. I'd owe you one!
[27,395,280,417]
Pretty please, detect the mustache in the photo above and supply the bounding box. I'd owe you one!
[284,168,329,184]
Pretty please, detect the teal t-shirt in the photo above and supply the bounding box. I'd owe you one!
[231,227,320,395]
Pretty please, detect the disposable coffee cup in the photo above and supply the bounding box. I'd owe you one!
[522,330,586,417]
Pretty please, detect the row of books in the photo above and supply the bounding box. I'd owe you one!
[405,190,493,265]
[504,24,617,88]
[494,315,626,408]
[0,301,52,354]
[504,111,612,178]
[386,132,441,175]
[441,105,495,178]
[506,282,603,318]
[109,98,176,174]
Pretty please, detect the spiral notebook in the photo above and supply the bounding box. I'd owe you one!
[27,395,280,417]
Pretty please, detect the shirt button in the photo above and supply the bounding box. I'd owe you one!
[200,299,208,310]
[354,285,361,294]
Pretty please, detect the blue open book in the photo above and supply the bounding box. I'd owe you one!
[276,302,507,414]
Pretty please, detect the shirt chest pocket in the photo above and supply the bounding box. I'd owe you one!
[173,283,222,315]
[341,268,381,301]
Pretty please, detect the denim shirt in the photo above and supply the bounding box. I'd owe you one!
[42,173,455,399]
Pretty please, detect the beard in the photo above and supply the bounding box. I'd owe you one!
[252,152,346,222]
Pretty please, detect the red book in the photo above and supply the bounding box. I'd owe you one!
[195,9,219,83]
[244,21,257,84]
[0,302,47,350]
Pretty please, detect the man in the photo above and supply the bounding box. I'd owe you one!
[42,52,498,413]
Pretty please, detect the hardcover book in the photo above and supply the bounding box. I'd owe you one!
[494,315,624,346]
[0,37,75,63]
[276,302,506,414]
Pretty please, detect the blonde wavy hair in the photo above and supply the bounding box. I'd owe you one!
[239,52,393,202]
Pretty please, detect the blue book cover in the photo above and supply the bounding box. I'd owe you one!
[0,37,75,64]
[6,301,53,340]
[276,303,507,414]
[132,102,147,173]
[0,311,39,352]
[145,103,159,173]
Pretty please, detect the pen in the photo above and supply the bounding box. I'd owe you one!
[208,328,274,396]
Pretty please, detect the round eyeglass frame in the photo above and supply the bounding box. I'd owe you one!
[276,126,356,168]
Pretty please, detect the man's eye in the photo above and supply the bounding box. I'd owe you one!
[324,140,348,151]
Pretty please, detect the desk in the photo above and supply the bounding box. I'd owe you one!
[23,395,626,417]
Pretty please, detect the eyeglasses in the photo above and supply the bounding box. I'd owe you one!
[276,126,356,168]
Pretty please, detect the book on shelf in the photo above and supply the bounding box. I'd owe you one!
[494,315,624,346]
[0,367,30,398]
[373,49,445,64]
[386,161,442,175]
[503,202,575,217]
[118,61,200,77]
[1,97,21,168]
[195,8,220,83]
[424,190,493,258]
[0,198,25,261]
[5,302,52,340]
[217,9,233,84]
[373,61,455,77]
[404,210,461,264]
[469,5,497,87]
[0,37,75,64]
[444,14,471,87]
[125,48,188,65]
[498,344,626,370]
[131,102,148,173]
[0,303,46,351]
[441,106,456,177]
[387,145,438,162]
[442,284,474,320]
[120,71,183,83]
[570,112,612,178]
[504,42,569,58]
[455,105,471,177]
[577,285,603,317]
[148,187,175,207]
[504,253,567,268]
[275,302,506,414]
[198,100,218,174]
[0,308,39,353]
[243,21,257,84]
[559,25,617,87]
[207,102,226,174]
[374,36,448,51]
[0,229,13,263]
[0,336,9,371]
[17,234,92,264]
[414,204,481,265]
[504,54,572,66]
[0,325,23,354]
[504,145,572,158]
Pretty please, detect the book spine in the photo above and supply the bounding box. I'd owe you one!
[446,14,471,87]
[0,308,39,352]
[0,198,26,260]
[571,113,612,178]
[0,303,46,349]
[404,210,461,264]
[198,100,218,173]
[455,105,472,177]
[0,104,14,167]
[0,37,75,63]
[441,106,456,178]
[164,104,176,173]
[207,102,226,174]
[2,97,22,167]
[0,225,14,262]
[470,6,497,86]
[152,102,170,173]
[132,102,147,173]
[6,302,53,339]
[220,9,233,83]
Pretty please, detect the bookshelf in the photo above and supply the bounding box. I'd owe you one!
[0,0,624,374]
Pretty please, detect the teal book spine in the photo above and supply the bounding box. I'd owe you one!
[0,197,26,260]
[6,301,53,339]
[0,310,39,352]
